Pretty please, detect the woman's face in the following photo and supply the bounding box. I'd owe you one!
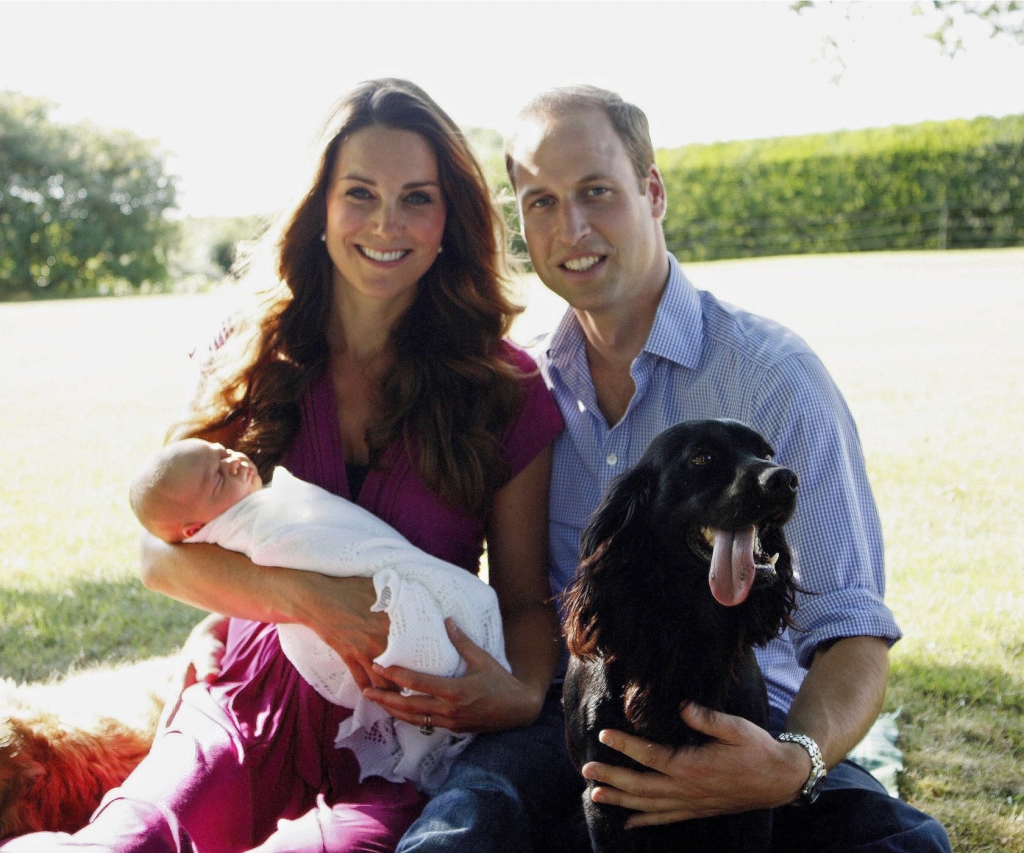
[324,124,447,314]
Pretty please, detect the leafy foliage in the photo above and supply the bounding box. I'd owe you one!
[926,0,1024,56]
[172,214,268,280]
[0,91,179,299]
[466,126,527,261]
[792,1,1024,80]
[465,126,508,195]
[659,114,1024,261]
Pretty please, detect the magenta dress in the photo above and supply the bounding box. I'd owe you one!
[2,342,563,853]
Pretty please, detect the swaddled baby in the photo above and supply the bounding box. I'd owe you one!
[129,439,509,793]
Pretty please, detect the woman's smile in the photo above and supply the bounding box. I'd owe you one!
[324,124,447,309]
[358,246,412,263]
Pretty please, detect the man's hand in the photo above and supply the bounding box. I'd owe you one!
[581,703,808,829]
[362,619,545,734]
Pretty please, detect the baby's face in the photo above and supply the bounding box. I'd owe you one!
[182,442,263,528]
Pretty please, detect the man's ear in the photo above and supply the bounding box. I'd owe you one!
[647,164,667,220]
[182,522,205,539]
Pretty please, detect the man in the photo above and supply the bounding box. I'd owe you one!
[499,85,951,851]
[392,86,951,852]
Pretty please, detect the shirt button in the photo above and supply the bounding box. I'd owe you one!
[606,453,618,466]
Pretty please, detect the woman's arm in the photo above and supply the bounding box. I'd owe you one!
[365,444,561,732]
[484,442,561,709]
[139,534,391,690]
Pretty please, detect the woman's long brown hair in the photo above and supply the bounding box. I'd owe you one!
[174,79,524,515]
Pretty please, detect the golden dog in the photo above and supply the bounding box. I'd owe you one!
[0,656,180,838]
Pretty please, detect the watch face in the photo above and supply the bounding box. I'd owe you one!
[804,776,824,804]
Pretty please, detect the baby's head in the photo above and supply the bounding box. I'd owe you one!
[129,438,263,542]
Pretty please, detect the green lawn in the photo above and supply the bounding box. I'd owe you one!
[2,249,1022,850]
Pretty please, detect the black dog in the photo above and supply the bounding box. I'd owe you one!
[562,418,799,853]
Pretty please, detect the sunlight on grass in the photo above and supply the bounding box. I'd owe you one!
[0,290,241,673]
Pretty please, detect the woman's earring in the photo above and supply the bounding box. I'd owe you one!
[437,245,443,255]
[320,232,326,242]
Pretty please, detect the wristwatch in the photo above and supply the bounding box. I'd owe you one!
[777,732,826,805]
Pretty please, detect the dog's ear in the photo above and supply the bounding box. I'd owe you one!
[565,466,658,659]
[580,465,657,561]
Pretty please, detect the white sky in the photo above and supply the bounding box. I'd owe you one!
[3,0,1022,217]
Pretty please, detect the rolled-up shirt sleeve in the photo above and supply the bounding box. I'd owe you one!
[752,351,902,670]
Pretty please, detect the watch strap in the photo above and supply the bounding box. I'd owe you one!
[777,732,826,805]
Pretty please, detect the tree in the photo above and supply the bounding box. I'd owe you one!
[792,1,1024,82]
[465,126,509,196]
[0,92,179,299]
[208,215,267,278]
[922,0,1024,55]
[465,126,528,260]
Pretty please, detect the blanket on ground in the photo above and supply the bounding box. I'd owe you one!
[185,467,509,793]
[849,709,904,798]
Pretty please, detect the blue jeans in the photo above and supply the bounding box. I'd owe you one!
[395,687,583,853]
[396,697,951,853]
[765,707,952,853]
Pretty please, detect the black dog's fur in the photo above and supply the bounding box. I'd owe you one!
[562,419,800,853]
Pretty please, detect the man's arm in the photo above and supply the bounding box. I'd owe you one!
[580,635,890,827]
[785,635,889,769]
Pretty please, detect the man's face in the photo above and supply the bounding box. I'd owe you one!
[510,108,667,316]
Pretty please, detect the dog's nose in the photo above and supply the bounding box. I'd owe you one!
[761,467,799,495]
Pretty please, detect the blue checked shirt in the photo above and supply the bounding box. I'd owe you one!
[540,254,901,713]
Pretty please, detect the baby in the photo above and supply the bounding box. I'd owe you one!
[128,438,509,793]
[129,439,263,543]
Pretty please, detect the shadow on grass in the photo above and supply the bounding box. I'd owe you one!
[889,657,1024,852]
[891,656,1024,714]
[0,576,203,682]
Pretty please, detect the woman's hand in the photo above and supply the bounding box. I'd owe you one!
[292,571,394,691]
[140,533,393,692]
[362,619,545,733]
[180,611,231,684]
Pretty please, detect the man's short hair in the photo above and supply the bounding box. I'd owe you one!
[505,85,655,191]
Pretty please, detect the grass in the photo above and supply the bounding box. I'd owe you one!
[2,248,1022,850]
[0,290,240,675]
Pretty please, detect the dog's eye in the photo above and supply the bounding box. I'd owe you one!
[691,453,712,467]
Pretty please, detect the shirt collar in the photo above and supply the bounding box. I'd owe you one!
[644,253,704,369]
[545,253,704,372]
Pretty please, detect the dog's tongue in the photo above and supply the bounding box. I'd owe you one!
[709,526,757,607]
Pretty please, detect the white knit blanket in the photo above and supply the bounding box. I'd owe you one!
[185,467,509,793]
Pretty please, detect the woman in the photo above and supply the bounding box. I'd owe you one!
[3,79,563,852]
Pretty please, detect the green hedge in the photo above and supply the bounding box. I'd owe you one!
[658,115,1024,260]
